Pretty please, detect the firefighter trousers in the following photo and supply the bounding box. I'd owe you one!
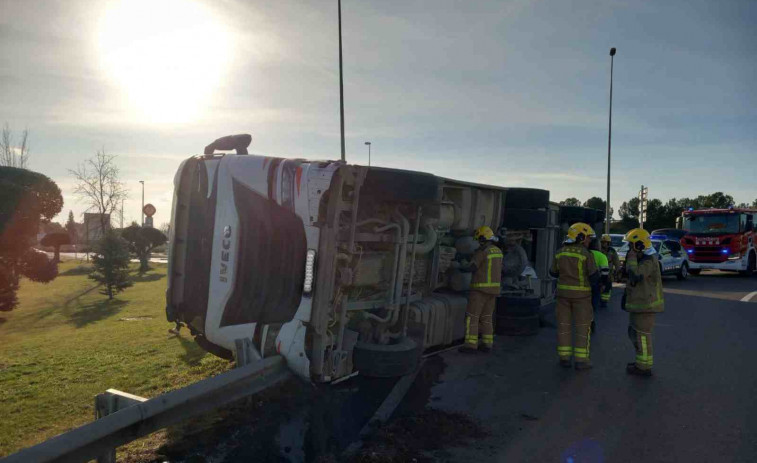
[628,313,655,370]
[556,296,593,364]
[465,290,495,347]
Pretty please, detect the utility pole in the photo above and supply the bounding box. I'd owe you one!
[605,47,616,235]
[364,141,371,166]
[139,180,145,227]
[338,0,346,162]
[639,185,649,229]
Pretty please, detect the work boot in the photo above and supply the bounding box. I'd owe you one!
[478,344,492,353]
[626,364,653,377]
[559,359,572,368]
[575,361,593,371]
[459,345,479,354]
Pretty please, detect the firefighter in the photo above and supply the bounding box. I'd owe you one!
[459,226,503,354]
[588,238,610,331]
[600,234,621,307]
[622,228,664,377]
[550,222,599,370]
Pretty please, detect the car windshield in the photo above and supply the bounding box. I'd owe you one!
[610,236,624,247]
[684,214,740,235]
[651,241,662,253]
[619,242,629,253]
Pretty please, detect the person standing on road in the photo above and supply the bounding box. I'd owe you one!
[549,223,599,370]
[589,238,610,332]
[622,228,665,377]
[600,234,621,307]
[459,226,503,354]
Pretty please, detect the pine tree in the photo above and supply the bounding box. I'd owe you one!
[65,210,77,244]
[89,231,132,299]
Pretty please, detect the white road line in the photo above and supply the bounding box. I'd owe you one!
[741,291,757,303]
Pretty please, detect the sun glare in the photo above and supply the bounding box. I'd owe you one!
[97,0,233,124]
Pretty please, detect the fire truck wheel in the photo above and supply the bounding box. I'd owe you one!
[502,209,549,230]
[504,188,550,210]
[739,252,755,277]
[353,337,420,378]
[689,269,701,275]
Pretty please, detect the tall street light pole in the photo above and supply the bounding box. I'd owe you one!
[605,47,616,235]
[365,141,371,166]
[139,180,145,227]
[338,0,346,162]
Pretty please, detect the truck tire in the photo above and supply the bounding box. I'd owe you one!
[497,296,540,317]
[505,188,549,210]
[353,337,420,378]
[738,252,756,277]
[559,206,585,223]
[503,209,548,230]
[495,314,540,336]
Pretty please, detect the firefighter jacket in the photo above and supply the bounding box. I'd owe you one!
[549,244,599,299]
[623,253,665,313]
[603,247,621,280]
[591,250,610,288]
[470,242,503,295]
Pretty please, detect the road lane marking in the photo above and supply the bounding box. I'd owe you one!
[741,291,757,303]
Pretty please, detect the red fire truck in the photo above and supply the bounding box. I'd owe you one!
[679,207,756,276]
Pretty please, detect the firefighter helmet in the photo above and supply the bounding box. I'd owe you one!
[566,222,595,243]
[601,234,612,243]
[474,226,495,241]
[625,228,652,251]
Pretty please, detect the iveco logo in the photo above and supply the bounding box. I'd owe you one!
[220,226,232,283]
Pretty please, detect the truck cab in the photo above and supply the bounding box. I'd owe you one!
[679,208,756,276]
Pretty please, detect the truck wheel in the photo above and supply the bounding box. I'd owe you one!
[353,337,420,378]
[739,252,756,277]
[559,206,585,223]
[495,314,539,336]
[677,263,689,281]
[689,269,701,275]
[497,295,540,317]
[504,188,549,210]
[502,209,548,230]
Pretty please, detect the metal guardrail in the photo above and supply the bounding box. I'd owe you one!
[2,356,292,463]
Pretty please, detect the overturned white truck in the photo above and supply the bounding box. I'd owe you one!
[166,135,564,383]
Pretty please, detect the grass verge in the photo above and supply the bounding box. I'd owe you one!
[0,260,230,458]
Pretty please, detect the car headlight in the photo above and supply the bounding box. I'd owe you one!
[303,249,316,294]
[727,252,741,261]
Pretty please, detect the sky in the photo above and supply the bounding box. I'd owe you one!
[1,0,755,227]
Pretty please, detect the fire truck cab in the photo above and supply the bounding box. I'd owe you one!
[679,208,757,276]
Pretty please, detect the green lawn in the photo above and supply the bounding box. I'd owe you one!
[0,260,231,457]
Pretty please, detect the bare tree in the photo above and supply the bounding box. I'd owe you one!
[69,149,129,231]
[0,123,30,168]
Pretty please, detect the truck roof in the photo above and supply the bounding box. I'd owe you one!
[683,208,757,215]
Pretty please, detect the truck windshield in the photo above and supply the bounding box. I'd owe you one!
[684,214,740,235]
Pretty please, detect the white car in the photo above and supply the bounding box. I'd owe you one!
[619,239,690,280]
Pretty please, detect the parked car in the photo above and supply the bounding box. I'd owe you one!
[608,233,625,251]
[650,228,688,242]
[619,239,690,280]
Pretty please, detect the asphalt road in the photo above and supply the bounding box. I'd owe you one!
[426,270,757,462]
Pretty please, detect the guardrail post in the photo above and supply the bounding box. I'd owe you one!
[93,389,148,463]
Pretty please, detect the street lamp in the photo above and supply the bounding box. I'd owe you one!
[364,141,371,166]
[338,0,346,162]
[605,47,616,235]
[139,180,145,227]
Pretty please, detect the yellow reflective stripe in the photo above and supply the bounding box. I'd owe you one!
[472,282,500,288]
[626,298,664,309]
[487,253,493,285]
[487,253,503,259]
[557,284,591,291]
[465,316,470,336]
[573,347,588,354]
[556,252,587,261]
[641,336,648,361]
[577,255,585,289]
